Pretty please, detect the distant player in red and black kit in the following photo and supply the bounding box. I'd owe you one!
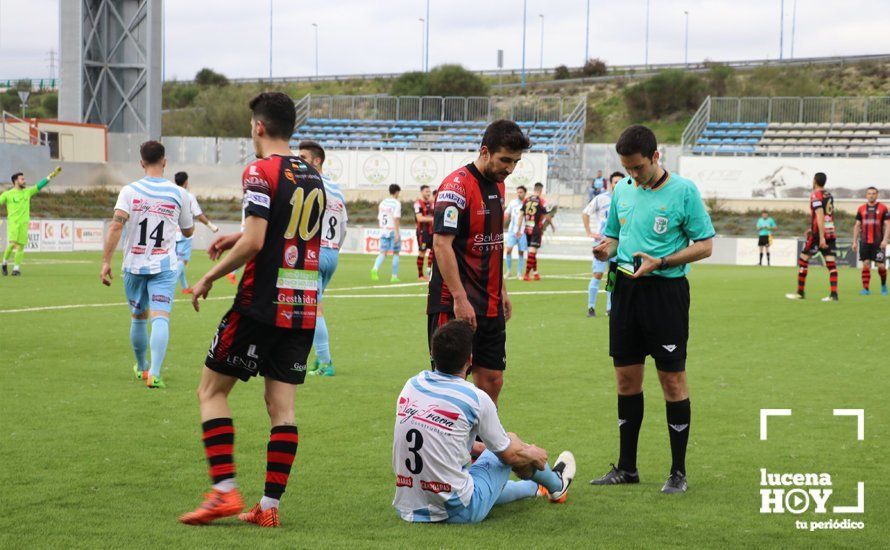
[179,92,325,528]
[787,172,839,301]
[522,181,553,281]
[852,186,890,295]
[414,185,434,280]
[428,120,530,404]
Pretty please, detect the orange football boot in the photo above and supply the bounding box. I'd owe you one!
[179,488,244,525]
[226,273,238,284]
[239,503,280,527]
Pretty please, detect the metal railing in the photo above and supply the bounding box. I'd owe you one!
[1,111,49,147]
[681,96,712,151]
[708,96,890,124]
[546,95,587,189]
[305,95,572,122]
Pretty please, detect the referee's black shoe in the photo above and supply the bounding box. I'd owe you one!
[590,463,640,485]
[661,471,688,494]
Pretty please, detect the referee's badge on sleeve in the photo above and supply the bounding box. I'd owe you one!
[654,216,669,234]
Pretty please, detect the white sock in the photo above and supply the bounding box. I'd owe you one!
[260,496,280,510]
[13,264,20,270]
[212,478,237,493]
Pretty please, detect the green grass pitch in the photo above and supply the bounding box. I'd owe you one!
[0,252,886,548]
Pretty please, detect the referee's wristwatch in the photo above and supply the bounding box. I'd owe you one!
[659,257,669,270]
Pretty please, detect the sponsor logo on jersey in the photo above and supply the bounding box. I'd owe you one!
[443,206,459,228]
[284,245,299,267]
[421,480,453,494]
[245,190,271,209]
[437,189,467,210]
[275,292,318,306]
[397,398,460,433]
[276,268,318,291]
[473,233,504,251]
[396,475,414,488]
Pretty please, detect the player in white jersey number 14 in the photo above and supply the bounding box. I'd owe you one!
[100,141,194,389]
[393,320,576,524]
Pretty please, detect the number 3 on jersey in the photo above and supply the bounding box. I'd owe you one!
[285,187,324,240]
[405,429,424,474]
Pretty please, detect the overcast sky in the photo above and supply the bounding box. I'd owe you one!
[1,0,888,80]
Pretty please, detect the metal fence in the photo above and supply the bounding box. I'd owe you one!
[305,95,573,122]
[708,96,890,124]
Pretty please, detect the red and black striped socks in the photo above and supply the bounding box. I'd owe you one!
[526,252,537,276]
[862,267,871,291]
[879,266,888,286]
[202,418,236,491]
[826,260,838,295]
[262,425,299,509]
[416,255,425,277]
[796,258,808,294]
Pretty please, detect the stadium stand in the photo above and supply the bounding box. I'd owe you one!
[683,96,890,157]
[289,94,587,188]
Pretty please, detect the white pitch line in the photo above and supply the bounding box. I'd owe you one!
[326,281,428,292]
[0,289,589,313]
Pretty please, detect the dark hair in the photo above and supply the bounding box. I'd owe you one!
[249,92,296,140]
[814,172,827,187]
[174,171,189,186]
[517,185,527,192]
[616,124,658,159]
[533,182,544,190]
[420,184,430,192]
[298,139,325,166]
[482,119,531,153]
[761,209,769,214]
[609,171,625,180]
[140,140,165,164]
[389,184,401,195]
[11,172,23,183]
[431,320,474,375]
[867,186,878,192]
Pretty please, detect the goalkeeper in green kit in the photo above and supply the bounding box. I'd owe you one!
[1,167,61,276]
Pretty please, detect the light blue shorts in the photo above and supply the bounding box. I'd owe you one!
[123,270,178,315]
[379,234,402,253]
[318,247,340,299]
[445,450,513,524]
[175,238,193,262]
[592,257,608,274]
[505,232,528,252]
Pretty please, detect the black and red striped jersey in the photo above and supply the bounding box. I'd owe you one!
[427,163,505,318]
[856,202,889,245]
[234,154,325,329]
[414,198,433,233]
[522,194,550,234]
[810,189,836,239]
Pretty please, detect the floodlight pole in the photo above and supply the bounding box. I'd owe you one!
[521,0,527,88]
[425,0,430,72]
[312,23,319,78]
[269,0,273,79]
[779,0,784,60]
[644,0,650,68]
[538,14,544,71]
[683,11,689,66]
[790,0,797,58]
[419,18,425,71]
[584,0,590,64]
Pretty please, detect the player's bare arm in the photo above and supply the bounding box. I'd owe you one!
[181,224,195,239]
[501,283,512,323]
[852,220,861,251]
[433,233,475,329]
[582,211,596,239]
[882,218,890,249]
[191,216,267,311]
[632,238,713,279]
[593,237,618,262]
[393,217,401,244]
[497,433,548,473]
[208,232,243,261]
[196,213,219,233]
[100,209,129,286]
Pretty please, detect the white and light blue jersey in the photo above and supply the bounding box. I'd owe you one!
[175,191,203,243]
[114,177,193,275]
[583,190,612,241]
[320,175,348,250]
[392,370,510,522]
[378,197,401,238]
[505,197,524,234]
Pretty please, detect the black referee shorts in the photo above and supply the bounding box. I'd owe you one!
[609,273,690,372]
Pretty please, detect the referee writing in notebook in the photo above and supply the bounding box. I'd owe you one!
[590,125,715,494]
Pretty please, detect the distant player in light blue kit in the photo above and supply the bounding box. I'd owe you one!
[503,185,528,278]
[172,171,221,293]
[100,141,194,388]
[298,140,347,377]
[582,171,623,317]
[372,184,402,282]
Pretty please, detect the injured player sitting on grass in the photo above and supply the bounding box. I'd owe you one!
[392,319,576,523]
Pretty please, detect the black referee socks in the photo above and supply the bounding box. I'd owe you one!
[665,398,691,475]
[617,392,644,473]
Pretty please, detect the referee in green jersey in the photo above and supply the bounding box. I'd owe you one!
[590,125,715,494]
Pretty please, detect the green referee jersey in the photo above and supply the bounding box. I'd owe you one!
[757,217,776,236]
[0,185,40,226]
[603,172,715,278]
